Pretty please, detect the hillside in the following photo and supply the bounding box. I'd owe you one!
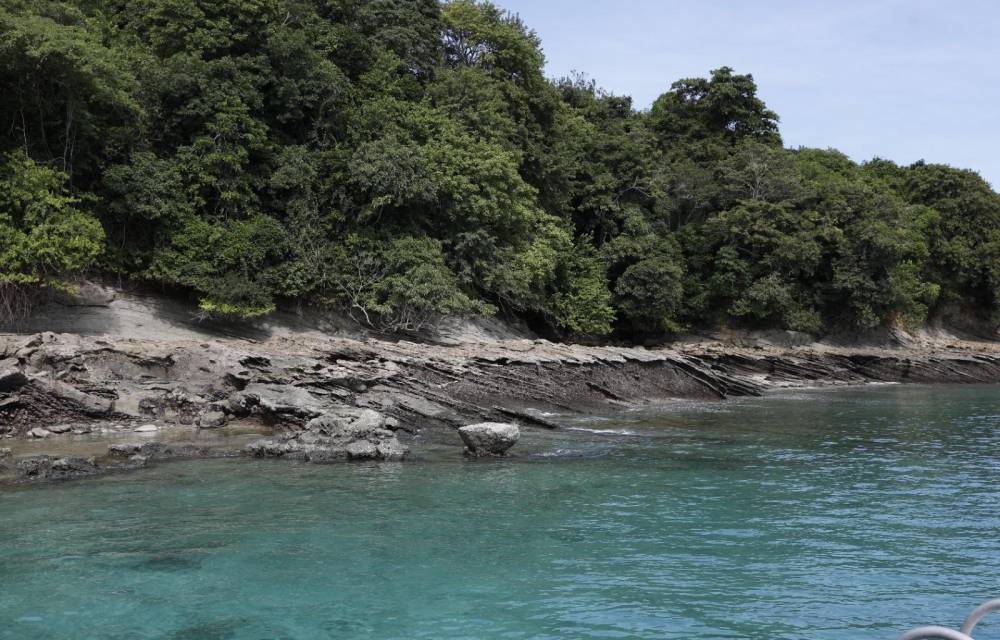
[1,0,999,341]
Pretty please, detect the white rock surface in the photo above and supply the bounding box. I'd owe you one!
[458,422,520,457]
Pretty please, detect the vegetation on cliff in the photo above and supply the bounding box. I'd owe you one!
[2,0,998,336]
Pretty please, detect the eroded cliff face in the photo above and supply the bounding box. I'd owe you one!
[1,285,999,483]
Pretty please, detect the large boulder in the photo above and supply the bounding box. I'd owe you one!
[458,422,520,457]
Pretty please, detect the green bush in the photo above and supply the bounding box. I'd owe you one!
[0,151,104,320]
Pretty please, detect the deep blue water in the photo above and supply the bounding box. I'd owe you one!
[2,385,1000,639]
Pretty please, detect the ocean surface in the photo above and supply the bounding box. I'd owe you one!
[2,385,1000,639]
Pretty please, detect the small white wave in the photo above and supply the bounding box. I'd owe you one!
[564,426,637,436]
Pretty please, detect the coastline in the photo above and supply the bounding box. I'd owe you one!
[2,324,998,484]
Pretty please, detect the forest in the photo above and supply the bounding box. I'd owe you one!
[2,0,999,338]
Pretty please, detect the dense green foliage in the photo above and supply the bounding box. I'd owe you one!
[2,0,998,335]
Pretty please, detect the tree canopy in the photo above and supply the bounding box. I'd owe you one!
[2,0,998,336]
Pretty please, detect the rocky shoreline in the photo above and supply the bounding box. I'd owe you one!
[1,327,999,483]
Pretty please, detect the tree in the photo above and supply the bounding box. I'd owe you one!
[0,151,104,322]
[145,213,289,317]
[897,163,1000,318]
[0,2,139,180]
[356,0,443,77]
[603,212,686,333]
[695,200,827,332]
[649,67,781,147]
[326,234,492,333]
[441,0,544,85]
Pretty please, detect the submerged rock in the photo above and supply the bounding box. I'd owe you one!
[246,407,407,463]
[458,422,520,457]
[108,442,168,457]
[14,454,147,481]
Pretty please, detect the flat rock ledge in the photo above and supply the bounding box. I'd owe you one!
[14,454,149,481]
[459,422,520,457]
[246,408,407,463]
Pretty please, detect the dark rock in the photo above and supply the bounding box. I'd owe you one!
[105,441,221,462]
[13,452,149,481]
[107,442,142,457]
[0,366,28,392]
[459,422,520,457]
[16,455,100,481]
[108,442,168,458]
[224,370,252,390]
[239,355,271,369]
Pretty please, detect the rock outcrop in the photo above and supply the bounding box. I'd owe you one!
[246,408,406,462]
[459,422,520,457]
[1,323,999,483]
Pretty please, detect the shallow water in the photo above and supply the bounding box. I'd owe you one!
[2,385,999,639]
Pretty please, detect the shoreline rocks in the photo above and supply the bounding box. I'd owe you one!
[246,408,407,463]
[1,326,999,483]
[459,422,520,457]
[12,454,148,481]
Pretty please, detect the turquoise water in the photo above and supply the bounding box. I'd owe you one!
[2,385,1000,639]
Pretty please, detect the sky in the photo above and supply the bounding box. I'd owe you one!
[497,0,1000,188]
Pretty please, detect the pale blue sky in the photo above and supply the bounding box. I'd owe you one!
[499,0,1000,188]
